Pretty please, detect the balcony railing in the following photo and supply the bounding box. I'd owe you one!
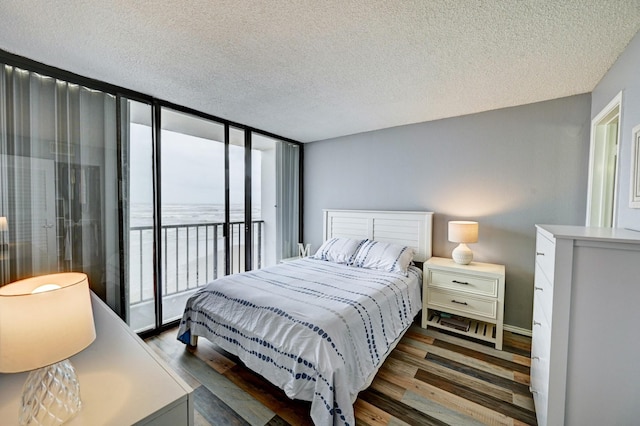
[129,220,264,306]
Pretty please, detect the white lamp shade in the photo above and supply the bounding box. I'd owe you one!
[448,221,479,243]
[0,216,7,231]
[0,272,96,373]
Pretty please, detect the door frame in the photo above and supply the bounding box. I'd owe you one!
[586,91,622,227]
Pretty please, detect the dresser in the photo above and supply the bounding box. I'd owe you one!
[422,257,505,349]
[531,225,640,426]
[0,293,194,426]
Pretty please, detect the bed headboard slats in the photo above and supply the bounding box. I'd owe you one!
[322,209,434,262]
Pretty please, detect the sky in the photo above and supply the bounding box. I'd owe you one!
[129,123,262,207]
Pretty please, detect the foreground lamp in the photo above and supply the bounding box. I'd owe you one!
[448,221,479,265]
[0,273,96,425]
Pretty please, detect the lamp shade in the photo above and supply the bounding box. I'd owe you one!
[0,216,7,232]
[448,221,479,243]
[0,272,96,373]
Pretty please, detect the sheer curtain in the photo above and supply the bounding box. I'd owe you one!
[0,63,122,313]
[276,141,300,259]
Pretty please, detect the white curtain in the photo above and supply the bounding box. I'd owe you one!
[276,141,300,259]
[0,63,122,313]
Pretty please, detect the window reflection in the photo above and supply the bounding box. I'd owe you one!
[0,64,121,313]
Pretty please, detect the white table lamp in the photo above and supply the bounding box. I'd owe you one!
[448,221,479,265]
[0,273,96,425]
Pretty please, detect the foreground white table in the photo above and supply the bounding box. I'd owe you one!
[0,293,193,425]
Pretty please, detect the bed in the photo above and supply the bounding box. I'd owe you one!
[177,209,434,425]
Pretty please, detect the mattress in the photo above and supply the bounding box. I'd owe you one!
[177,257,422,426]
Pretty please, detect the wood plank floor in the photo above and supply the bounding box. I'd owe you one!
[145,324,536,426]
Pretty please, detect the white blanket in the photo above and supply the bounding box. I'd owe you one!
[177,257,422,426]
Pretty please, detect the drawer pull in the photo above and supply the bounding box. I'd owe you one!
[533,320,542,326]
[452,280,470,285]
[451,300,468,306]
[536,251,545,256]
[534,286,543,291]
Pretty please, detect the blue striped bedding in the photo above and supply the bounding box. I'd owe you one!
[177,257,422,426]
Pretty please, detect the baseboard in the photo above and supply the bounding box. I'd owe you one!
[504,324,532,337]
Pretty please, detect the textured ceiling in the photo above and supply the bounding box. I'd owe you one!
[1,1,639,143]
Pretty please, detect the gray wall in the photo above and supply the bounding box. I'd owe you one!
[303,94,592,330]
[591,30,640,230]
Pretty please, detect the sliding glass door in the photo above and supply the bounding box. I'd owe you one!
[125,105,231,331]
[159,108,227,325]
[125,99,154,331]
[126,108,300,332]
[228,126,247,273]
[252,134,301,266]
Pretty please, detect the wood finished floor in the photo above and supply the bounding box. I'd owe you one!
[145,324,536,426]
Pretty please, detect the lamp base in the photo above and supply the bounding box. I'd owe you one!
[19,359,81,426]
[452,243,473,265]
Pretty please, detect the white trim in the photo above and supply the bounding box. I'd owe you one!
[504,324,532,337]
[586,91,622,227]
[322,209,434,262]
[629,124,640,208]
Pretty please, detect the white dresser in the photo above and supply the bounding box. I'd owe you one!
[0,293,194,426]
[532,225,640,426]
[422,257,505,349]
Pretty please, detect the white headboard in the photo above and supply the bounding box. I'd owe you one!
[322,209,434,262]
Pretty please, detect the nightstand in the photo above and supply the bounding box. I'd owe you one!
[422,257,505,349]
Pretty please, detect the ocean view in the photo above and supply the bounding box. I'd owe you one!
[130,203,261,227]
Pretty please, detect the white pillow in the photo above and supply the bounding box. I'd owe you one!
[311,238,366,264]
[351,240,415,275]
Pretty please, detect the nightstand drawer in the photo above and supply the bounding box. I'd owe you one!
[427,288,497,320]
[429,270,498,297]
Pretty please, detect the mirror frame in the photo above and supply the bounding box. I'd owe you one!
[630,124,640,208]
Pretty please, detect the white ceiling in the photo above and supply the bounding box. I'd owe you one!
[1,1,639,143]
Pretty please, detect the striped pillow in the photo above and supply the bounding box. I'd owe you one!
[311,238,366,264]
[351,240,415,275]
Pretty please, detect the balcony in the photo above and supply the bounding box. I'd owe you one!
[128,220,264,332]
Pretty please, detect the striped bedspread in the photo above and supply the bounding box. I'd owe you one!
[177,257,422,426]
